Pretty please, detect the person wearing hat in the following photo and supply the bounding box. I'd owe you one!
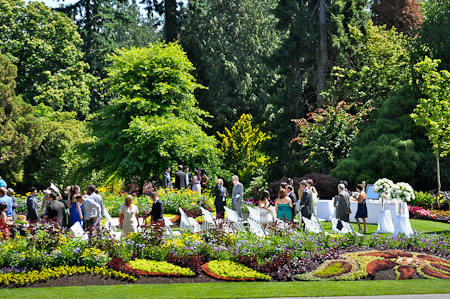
[0,176,6,189]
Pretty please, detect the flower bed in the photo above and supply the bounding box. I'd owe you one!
[409,205,450,223]
[297,250,450,281]
[0,266,136,286]
[127,259,195,277]
[202,260,270,281]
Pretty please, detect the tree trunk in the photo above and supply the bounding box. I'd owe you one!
[436,153,441,192]
[316,0,328,106]
[165,0,178,42]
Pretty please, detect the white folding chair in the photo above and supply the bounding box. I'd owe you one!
[164,217,181,236]
[70,221,89,240]
[179,208,202,233]
[247,206,261,224]
[247,218,267,237]
[200,207,216,230]
[224,206,247,233]
[103,209,122,240]
[331,218,362,236]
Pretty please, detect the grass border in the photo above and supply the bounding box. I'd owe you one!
[1,280,450,298]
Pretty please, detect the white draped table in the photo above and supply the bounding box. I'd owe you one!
[316,200,399,224]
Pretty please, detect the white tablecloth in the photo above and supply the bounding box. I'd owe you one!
[318,199,401,224]
[317,200,335,221]
[350,201,398,224]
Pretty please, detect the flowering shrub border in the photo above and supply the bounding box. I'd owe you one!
[202,260,271,281]
[0,266,136,286]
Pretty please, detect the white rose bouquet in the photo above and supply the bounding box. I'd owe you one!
[373,178,394,198]
[390,182,415,202]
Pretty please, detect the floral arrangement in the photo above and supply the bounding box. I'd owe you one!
[390,182,415,202]
[202,260,271,281]
[0,266,136,286]
[296,250,450,281]
[127,259,195,277]
[373,178,394,198]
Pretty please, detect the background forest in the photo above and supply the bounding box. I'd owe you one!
[1,0,449,194]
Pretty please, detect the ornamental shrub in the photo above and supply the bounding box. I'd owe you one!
[81,248,110,268]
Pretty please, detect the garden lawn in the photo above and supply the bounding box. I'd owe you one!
[2,280,450,298]
[320,219,450,235]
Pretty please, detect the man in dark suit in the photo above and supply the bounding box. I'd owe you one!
[163,167,172,189]
[175,165,186,189]
[299,180,313,220]
[231,175,244,218]
[44,193,67,227]
[287,185,297,217]
[27,187,39,222]
[149,191,164,225]
[335,184,351,222]
[214,179,228,218]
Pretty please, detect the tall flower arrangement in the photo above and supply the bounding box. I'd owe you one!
[390,182,415,203]
[373,178,394,209]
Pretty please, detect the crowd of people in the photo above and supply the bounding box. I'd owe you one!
[0,170,370,239]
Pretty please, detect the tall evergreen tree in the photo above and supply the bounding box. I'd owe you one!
[139,0,179,41]
[180,0,281,133]
[266,0,369,178]
[0,55,42,183]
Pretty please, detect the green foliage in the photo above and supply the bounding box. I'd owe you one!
[420,0,450,71]
[81,248,110,268]
[411,57,450,159]
[411,191,434,208]
[19,105,92,189]
[88,42,221,188]
[217,114,273,186]
[266,0,369,179]
[58,0,159,79]
[411,57,450,191]
[0,0,95,116]
[0,55,42,183]
[331,86,424,187]
[325,20,411,104]
[205,260,271,281]
[180,0,281,132]
[292,101,372,170]
[128,259,195,276]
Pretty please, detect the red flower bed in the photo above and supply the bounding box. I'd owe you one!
[397,265,415,280]
[201,263,256,282]
[388,251,413,258]
[421,266,450,279]
[366,259,397,275]
[417,255,450,266]
[430,263,450,274]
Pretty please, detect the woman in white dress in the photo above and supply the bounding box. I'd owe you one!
[307,179,319,216]
[119,195,139,236]
[259,190,273,228]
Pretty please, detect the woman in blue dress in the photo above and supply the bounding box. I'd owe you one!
[275,188,293,221]
[354,184,368,233]
[70,191,83,227]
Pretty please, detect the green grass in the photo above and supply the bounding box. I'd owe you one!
[1,280,450,298]
[320,219,450,235]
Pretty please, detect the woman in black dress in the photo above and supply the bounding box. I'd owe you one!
[354,184,368,233]
[199,168,209,190]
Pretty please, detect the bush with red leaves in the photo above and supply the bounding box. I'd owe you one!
[166,252,205,275]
